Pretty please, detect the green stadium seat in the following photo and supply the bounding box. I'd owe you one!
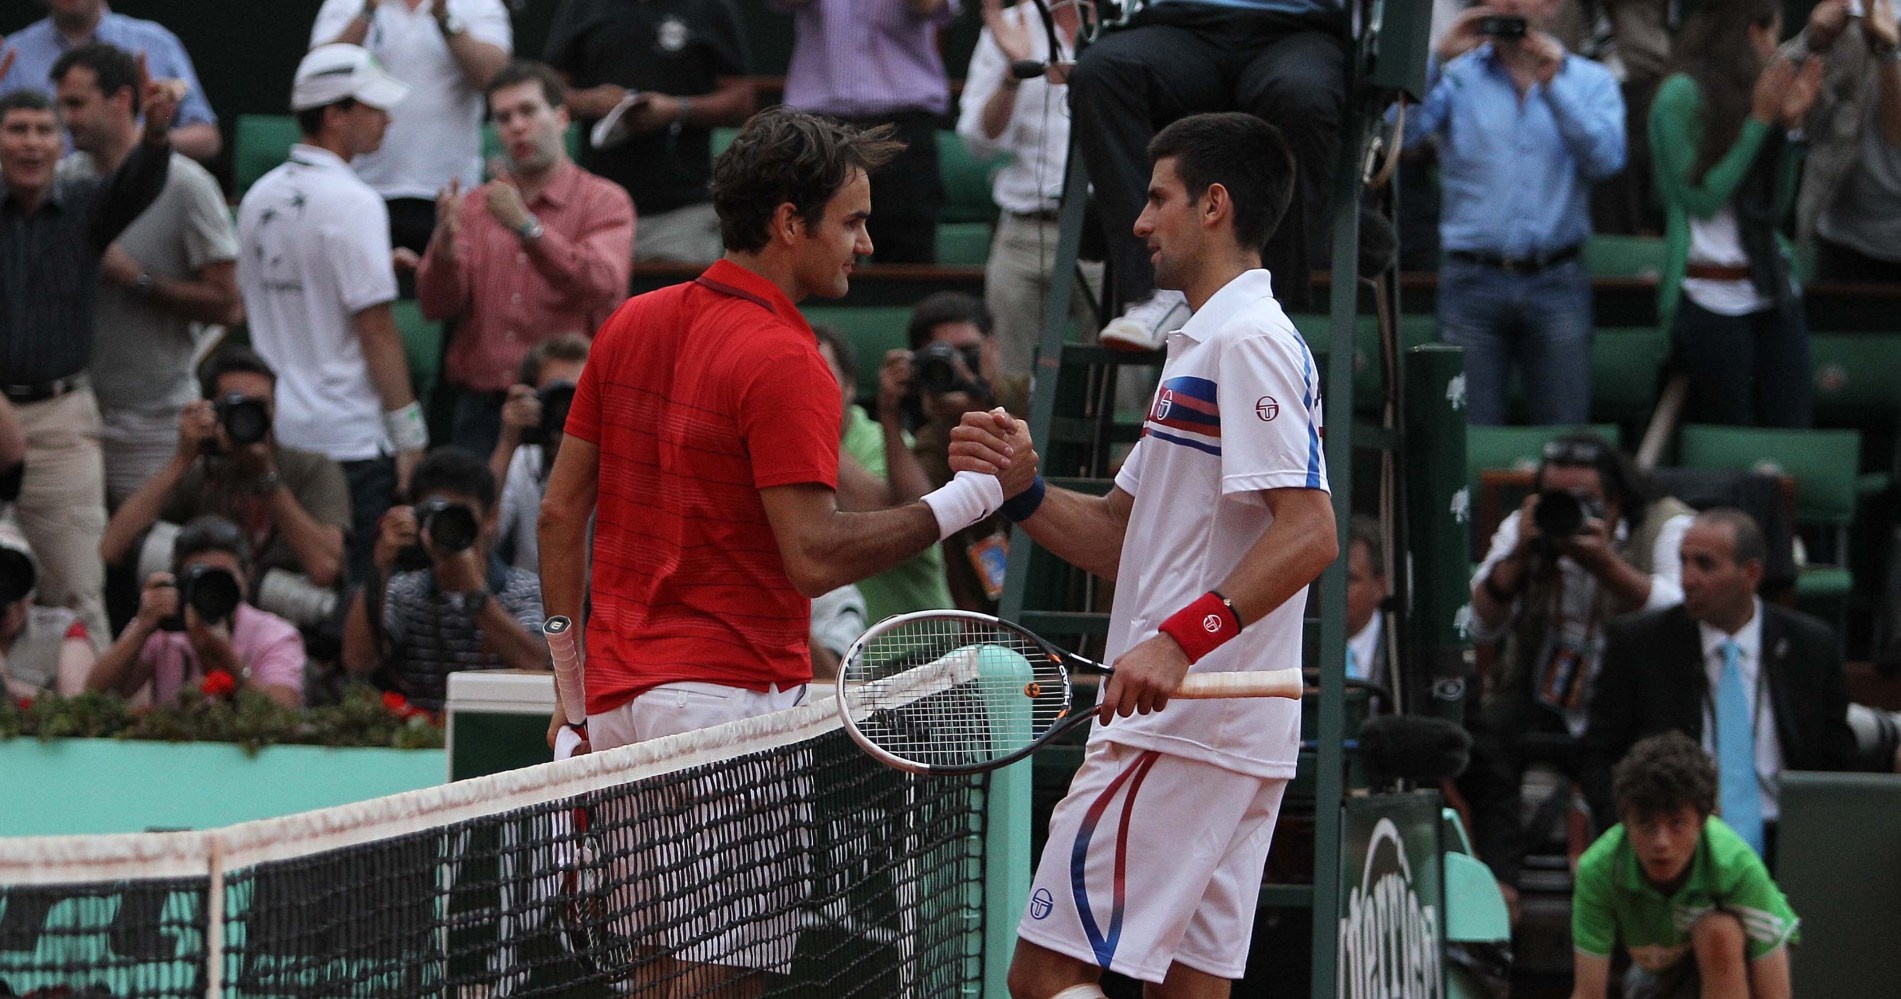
[1583,234,1665,279]
[935,222,993,266]
[937,129,1008,226]
[1811,334,1901,424]
[1466,423,1619,493]
[1590,326,1670,426]
[392,300,442,402]
[801,306,915,377]
[234,114,301,194]
[711,126,739,158]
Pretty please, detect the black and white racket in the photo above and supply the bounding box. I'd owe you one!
[835,610,1301,776]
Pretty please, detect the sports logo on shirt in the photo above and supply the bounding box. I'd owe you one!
[1146,377,1221,456]
[656,17,689,52]
[1029,887,1054,919]
[1255,396,1279,421]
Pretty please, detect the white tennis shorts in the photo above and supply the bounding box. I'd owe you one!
[1016,741,1288,983]
[588,681,812,973]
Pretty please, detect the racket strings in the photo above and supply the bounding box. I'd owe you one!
[839,616,1072,768]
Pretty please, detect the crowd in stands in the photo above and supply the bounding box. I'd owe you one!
[2,0,1900,988]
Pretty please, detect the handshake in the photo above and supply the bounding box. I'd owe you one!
[917,409,1043,540]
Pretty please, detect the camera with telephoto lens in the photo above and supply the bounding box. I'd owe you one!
[1478,13,1528,39]
[0,547,35,606]
[1533,489,1606,538]
[211,394,272,448]
[521,381,576,446]
[910,341,987,396]
[159,564,243,633]
[417,498,479,554]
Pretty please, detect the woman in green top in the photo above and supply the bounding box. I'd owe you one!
[1650,0,1824,428]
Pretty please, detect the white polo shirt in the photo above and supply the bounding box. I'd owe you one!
[310,0,514,200]
[1094,268,1329,779]
[237,145,398,462]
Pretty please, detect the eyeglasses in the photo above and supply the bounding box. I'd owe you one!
[1542,438,1609,467]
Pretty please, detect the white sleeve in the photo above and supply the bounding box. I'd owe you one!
[1113,436,1146,496]
[1643,511,1693,610]
[328,195,398,314]
[954,27,1009,159]
[458,0,515,49]
[180,163,239,268]
[1468,511,1523,644]
[310,0,360,48]
[1214,329,1329,495]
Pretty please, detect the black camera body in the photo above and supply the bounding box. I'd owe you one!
[159,564,243,632]
[911,341,987,397]
[1477,13,1528,39]
[0,547,35,606]
[1533,489,1606,538]
[522,381,576,446]
[212,394,272,448]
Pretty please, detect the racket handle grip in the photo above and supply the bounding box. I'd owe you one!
[544,616,587,726]
[1174,668,1304,700]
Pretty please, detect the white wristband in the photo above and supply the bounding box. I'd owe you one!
[919,470,1005,541]
[383,402,429,453]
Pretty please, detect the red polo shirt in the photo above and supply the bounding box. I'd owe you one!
[565,259,841,713]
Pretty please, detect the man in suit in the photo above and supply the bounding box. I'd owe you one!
[1583,507,1855,860]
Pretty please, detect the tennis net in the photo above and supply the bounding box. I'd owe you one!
[0,694,988,998]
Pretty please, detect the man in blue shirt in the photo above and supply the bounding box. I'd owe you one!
[1403,0,1624,426]
[1,0,220,162]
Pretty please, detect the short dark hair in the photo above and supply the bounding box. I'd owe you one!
[711,108,903,254]
[486,59,565,109]
[517,332,591,387]
[0,89,58,122]
[200,345,277,400]
[1147,112,1295,251]
[295,97,358,138]
[173,515,253,569]
[1348,514,1385,573]
[50,43,142,114]
[1695,507,1768,566]
[1537,431,1650,523]
[1614,731,1718,822]
[408,447,496,511]
[905,292,994,351]
[812,324,857,386]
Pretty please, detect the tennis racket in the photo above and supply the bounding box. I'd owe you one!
[545,616,587,727]
[835,610,1301,776]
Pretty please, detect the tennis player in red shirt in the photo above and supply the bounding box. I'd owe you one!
[537,107,1010,995]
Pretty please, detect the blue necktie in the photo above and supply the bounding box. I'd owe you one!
[1716,638,1765,855]
[1345,646,1363,681]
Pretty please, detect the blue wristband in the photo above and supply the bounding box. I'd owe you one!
[997,475,1047,522]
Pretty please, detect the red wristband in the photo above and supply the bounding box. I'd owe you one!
[1157,591,1243,664]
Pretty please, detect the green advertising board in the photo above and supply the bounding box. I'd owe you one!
[1337,791,1446,999]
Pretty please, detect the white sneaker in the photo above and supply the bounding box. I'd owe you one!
[1099,290,1190,352]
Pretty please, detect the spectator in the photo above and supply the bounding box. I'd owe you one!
[1463,432,1694,886]
[1592,0,1673,236]
[489,332,590,573]
[0,0,220,162]
[1344,513,1388,689]
[899,293,1029,611]
[1790,0,1901,282]
[418,60,634,458]
[1570,731,1797,999]
[544,0,753,263]
[813,324,953,622]
[808,583,866,680]
[1406,0,1625,427]
[1081,0,1348,348]
[100,347,352,601]
[1651,0,1820,428]
[310,0,512,258]
[52,43,241,507]
[955,0,1102,375]
[0,522,96,700]
[342,447,545,709]
[1583,508,1855,858]
[239,44,423,585]
[775,0,953,264]
[0,76,177,643]
[88,515,307,709]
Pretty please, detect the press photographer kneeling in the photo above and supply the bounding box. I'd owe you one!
[87,516,307,709]
[341,448,546,710]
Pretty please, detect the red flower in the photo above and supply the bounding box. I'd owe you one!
[200,670,238,699]
[13,697,32,712]
[383,691,409,712]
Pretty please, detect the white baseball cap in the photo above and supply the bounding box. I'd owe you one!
[291,44,411,112]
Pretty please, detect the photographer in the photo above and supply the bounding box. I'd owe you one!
[1407,0,1624,426]
[487,333,587,573]
[884,293,1029,611]
[1462,432,1694,897]
[102,347,352,599]
[341,447,545,708]
[0,523,96,701]
[87,516,306,709]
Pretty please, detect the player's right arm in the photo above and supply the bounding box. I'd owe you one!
[759,486,944,598]
[948,409,1132,579]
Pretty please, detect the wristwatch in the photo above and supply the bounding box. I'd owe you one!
[441,11,468,36]
[251,470,282,496]
[456,589,489,615]
[517,214,545,242]
[132,272,156,298]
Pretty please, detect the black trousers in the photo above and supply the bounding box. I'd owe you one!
[1815,235,1901,283]
[843,112,942,264]
[1068,4,1347,313]
[1671,297,1814,428]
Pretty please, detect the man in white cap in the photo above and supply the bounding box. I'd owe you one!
[237,43,423,585]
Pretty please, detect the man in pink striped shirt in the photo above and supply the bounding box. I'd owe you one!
[417,59,635,458]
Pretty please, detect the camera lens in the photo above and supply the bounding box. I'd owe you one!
[215,394,272,447]
[419,500,479,553]
[1533,490,1592,537]
[526,381,577,446]
[181,565,243,625]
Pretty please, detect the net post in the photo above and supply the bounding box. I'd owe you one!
[206,834,225,999]
[983,759,1032,997]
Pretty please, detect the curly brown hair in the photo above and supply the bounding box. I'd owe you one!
[710,108,904,254]
[1614,731,1719,822]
